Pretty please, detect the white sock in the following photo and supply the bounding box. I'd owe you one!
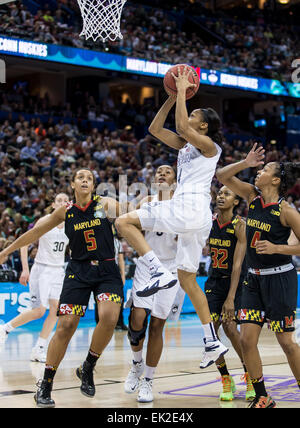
[132,350,143,364]
[35,337,47,348]
[202,322,218,342]
[144,365,156,380]
[4,322,14,333]
[142,251,162,274]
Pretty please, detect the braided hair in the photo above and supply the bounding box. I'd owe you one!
[274,162,300,196]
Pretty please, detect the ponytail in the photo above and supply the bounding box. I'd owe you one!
[275,162,300,196]
[201,108,223,146]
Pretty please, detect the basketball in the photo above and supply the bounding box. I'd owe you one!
[163,64,200,100]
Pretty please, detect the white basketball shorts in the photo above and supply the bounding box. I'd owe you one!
[136,194,212,273]
[125,258,185,321]
[29,262,65,309]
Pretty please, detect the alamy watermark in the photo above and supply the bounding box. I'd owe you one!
[0,58,5,83]
[291,59,300,83]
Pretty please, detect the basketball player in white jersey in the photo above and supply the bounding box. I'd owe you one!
[124,165,185,402]
[116,66,228,368]
[0,193,69,362]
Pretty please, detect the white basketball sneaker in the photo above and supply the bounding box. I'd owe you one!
[0,325,8,348]
[136,266,177,298]
[137,378,153,403]
[30,346,47,363]
[124,360,145,394]
[200,339,229,369]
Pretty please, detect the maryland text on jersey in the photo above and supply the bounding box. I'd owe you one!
[74,218,101,231]
[246,218,271,232]
[209,238,231,247]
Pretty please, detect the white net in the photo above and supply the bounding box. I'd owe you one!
[77,0,127,43]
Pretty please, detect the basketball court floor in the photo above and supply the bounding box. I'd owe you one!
[0,314,299,409]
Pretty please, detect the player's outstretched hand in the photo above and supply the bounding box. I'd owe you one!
[221,297,235,323]
[245,143,265,168]
[171,66,197,91]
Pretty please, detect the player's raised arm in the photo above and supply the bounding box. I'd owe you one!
[172,67,218,157]
[0,206,66,264]
[148,96,186,150]
[216,143,265,204]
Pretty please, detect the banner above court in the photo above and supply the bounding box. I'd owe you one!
[0,35,299,98]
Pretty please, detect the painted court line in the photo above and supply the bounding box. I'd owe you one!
[160,374,300,402]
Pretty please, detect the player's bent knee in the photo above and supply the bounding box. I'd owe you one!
[115,216,127,235]
[240,328,257,352]
[115,213,142,236]
[130,316,145,332]
[177,269,196,284]
[56,315,79,339]
[128,308,151,346]
[280,341,298,357]
[276,333,298,356]
[149,317,166,338]
[98,303,121,329]
[100,313,119,330]
[32,306,46,319]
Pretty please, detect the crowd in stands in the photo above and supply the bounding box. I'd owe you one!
[0,0,299,81]
[0,82,299,278]
[119,4,299,81]
[0,1,299,276]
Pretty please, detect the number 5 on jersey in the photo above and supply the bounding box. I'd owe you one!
[84,229,97,251]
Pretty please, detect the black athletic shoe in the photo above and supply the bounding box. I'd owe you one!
[34,379,55,408]
[76,361,95,397]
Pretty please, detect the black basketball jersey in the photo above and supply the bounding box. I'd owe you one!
[246,195,292,269]
[64,195,115,261]
[208,215,246,278]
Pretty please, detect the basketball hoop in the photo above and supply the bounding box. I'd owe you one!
[77,0,127,43]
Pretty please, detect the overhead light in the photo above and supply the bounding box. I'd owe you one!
[278,0,290,4]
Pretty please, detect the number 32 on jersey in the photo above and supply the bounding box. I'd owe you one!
[210,247,228,269]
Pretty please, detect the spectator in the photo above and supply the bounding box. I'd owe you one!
[20,139,37,162]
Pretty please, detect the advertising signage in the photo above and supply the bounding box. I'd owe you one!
[0,35,299,98]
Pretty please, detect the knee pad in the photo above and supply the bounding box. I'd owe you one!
[127,308,151,347]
